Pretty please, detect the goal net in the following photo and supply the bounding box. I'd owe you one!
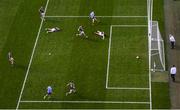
[150,21,165,72]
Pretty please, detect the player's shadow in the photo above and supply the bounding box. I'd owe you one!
[86,37,103,42]
[174,44,180,50]
[174,80,180,83]
[15,64,27,70]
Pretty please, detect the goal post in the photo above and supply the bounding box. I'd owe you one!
[147,0,165,72]
[150,21,165,72]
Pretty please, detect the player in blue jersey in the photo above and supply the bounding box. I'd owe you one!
[89,11,98,25]
[44,86,52,99]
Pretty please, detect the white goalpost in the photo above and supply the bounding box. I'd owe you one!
[151,21,165,72]
[147,0,165,72]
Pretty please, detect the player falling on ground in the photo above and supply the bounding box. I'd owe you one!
[8,52,14,66]
[39,6,45,20]
[45,27,60,33]
[44,86,52,99]
[94,30,105,40]
[66,81,76,96]
[76,26,88,38]
[89,11,98,25]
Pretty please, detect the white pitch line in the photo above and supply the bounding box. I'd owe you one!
[15,0,50,110]
[21,100,150,104]
[111,25,148,27]
[147,0,153,109]
[106,26,113,88]
[45,15,148,18]
[107,87,149,90]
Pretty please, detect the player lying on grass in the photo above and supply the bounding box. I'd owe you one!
[45,27,60,33]
[66,81,76,96]
[39,6,45,20]
[89,11,98,25]
[44,86,52,99]
[76,26,88,38]
[94,30,105,40]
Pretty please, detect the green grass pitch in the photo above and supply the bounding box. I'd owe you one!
[0,0,170,109]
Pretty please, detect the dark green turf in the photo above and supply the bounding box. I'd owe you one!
[109,27,148,87]
[47,0,147,16]
[19,0,149,108]
[0,0,47,108]
[0,0,170,109]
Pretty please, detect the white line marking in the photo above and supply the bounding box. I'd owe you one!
[106,26,113,88]
[45,15,148,18]
[147,0,153,109]
[15,0,50,110]
[106,25,149,90]
[21,100,150,104]
[107,87,149,90]
[111,25,147,27]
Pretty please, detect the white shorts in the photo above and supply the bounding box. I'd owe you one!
[79,31,85,36]
[41,13,45,17]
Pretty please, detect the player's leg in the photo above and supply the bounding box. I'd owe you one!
[66,89,73,96]
[41,13,45,21]
[82,31,88,38]
[72,88,76,93]
[44,94,48,99]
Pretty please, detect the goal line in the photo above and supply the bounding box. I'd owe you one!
[21,100,150,104]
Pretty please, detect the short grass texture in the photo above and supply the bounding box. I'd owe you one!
[0,0,170,109]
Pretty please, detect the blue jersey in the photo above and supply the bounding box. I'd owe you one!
[47,86,52,94]
[89,11,95,19]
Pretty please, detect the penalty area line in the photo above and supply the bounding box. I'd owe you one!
[21,100,150,104]
[111,25,148,27]
[107,87,149,90]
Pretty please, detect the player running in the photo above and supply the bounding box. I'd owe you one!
[39,6,45,20]
[94,30,105,40]
[89,11,98,25]
[8,52,14,66]
[66,81,76,96]
[76,26,88,38]
[44,86,52,99]
[45,27,60,33]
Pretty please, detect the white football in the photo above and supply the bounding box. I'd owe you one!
[136,56,139,59]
